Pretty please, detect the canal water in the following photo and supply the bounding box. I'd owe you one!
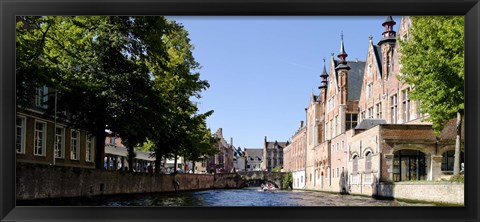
[18,187,435,206]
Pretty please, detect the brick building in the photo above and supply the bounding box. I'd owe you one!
[283,121,307,188]
[261,136,289,171]
[284,16,465,196]
[207,128,234,173]
[16,87,96,169]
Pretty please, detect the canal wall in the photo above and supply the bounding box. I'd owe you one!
[375,182,464,204]
[16,163,242,200]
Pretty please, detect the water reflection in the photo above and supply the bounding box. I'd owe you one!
[19,187,436,206]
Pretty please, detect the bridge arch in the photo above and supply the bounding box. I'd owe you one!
[237,171,286,189]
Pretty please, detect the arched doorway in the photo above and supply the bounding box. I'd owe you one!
[393,149,427,181]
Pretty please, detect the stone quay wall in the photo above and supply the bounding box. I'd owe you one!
[16,163,241,200]
[376,182,464,205]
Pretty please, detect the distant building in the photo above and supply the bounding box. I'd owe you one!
[207,128,234,173]
[283,121,307,189]
[262,137,289,171]
[104,133,160,173]
[244,148,263,171]
[233,146,246,172]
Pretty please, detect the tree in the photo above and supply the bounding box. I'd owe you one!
[16,16,212,172]
[399,16,464,176]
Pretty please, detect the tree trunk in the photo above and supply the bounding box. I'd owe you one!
[174,154,178,174]
[127,136,136,173]
[453,111,462,176]
[192,161,195,174]
[94,125,106,170]
[155,148,163,174]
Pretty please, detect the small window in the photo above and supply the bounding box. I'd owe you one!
[55,127,65,158]
[365,151,372,171]
[71,130,80,160]
[352,155,358,173]
[34,121,47,156]
[16,116,26,154]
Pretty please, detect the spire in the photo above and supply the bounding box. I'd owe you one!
[378,16,397,45]
[335,32,350,71]
[319,57,329,89]
[337,31,348,62]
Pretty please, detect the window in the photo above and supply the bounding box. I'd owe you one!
[71,130,80,160]
[346,113,358,130]
[441,150,465,171]
[352,155,358,173]
[366,82,373,98]
[368,64,372,77]
[367,107,374,119]
[402,89,410,123]
[334,116,338,136]
[361,111,366,121]
[16,116,26,154]
[365,152,372,171]
[55,127,65,158]
[34,121,46,156]
[375,102,382,119]
[390,94,398,124]
[341,141,344,151]
[337,168,339,178]
[35,85,49,109]
[336,142,339,152]
[86,135,94,162]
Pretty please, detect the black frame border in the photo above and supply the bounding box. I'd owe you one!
[1,0,479,222]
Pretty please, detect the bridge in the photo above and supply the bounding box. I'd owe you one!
[237,171,287,189]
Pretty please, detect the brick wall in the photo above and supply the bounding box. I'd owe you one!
[16,163,222,200]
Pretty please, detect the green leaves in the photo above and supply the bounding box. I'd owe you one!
[17,16,215,170]
[399,16,464,134]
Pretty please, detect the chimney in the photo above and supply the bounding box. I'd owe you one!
[300,121,304,128]
[230,137,233,147]
[217,128,222,136]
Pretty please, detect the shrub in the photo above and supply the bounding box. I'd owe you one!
[449,175,464,183]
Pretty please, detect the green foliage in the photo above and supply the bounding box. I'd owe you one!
[449,175,464,183]
[16,16,214,171]
[398,16,464,134]
[272,166,282,172]
[282,172,293,189]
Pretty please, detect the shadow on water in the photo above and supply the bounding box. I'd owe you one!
[18,188,435,207]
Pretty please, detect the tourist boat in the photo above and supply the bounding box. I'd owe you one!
[260,184,277,191]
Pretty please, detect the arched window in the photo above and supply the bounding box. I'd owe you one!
[352,155,358,173]
[441,150,465,172]
[365,151,372,171]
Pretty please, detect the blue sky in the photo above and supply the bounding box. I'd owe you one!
[167,16,401,149]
